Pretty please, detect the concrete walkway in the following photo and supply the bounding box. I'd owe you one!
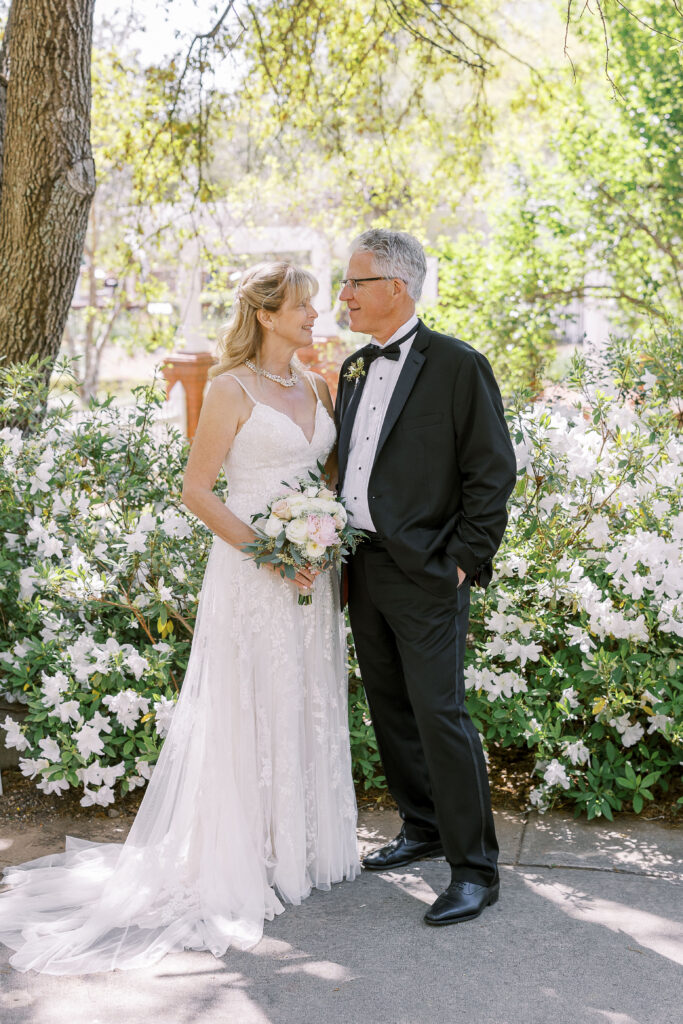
[0,807,681,1024]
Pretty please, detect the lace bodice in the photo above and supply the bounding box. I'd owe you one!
[223,378,336,521]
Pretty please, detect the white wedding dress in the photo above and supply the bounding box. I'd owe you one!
[0,372,360,974]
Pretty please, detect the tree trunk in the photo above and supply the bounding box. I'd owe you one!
[0,0,95,368]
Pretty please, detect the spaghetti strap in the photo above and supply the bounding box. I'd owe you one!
[224,373,258,405]
[305,372,321,402]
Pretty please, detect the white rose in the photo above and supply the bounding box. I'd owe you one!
[264,515,285,538]
[305,486,318,497]
[287,496,308,516]
[313,498,338,513]
[305,540,326,559]
[285,518,309,544]
[270,498,293,520]
[318,487,336,501]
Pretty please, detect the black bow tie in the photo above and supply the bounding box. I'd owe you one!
[359,324,418,366]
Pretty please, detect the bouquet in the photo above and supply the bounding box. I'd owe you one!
[242,464,366,605]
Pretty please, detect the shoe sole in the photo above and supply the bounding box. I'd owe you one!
[424,888,500,927]
[362,848,446,871]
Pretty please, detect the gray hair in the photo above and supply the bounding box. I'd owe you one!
[350,229,427,302]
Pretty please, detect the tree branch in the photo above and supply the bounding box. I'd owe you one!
[612,0,683,43]
[594,182,683,302]
[424,0,544,83]
[383,0,486,71]
[141,1,242,171]
[533,283,667,319]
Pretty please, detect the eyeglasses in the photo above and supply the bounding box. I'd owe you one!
[339,276,406,291]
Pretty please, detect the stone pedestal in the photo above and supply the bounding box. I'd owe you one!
[161,351,216,440]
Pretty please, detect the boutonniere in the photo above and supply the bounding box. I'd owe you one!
[344,357,365,388]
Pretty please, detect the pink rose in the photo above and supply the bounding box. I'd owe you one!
[306,513,339,548]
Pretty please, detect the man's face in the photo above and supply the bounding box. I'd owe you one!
[339,251,395,335]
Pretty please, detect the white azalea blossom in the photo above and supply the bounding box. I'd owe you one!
[18,757,50,779]
[564,624,596,653]
[161,508,193,539]
[125,530,147,554]
[560,687,580,710]
[29,461,52,494]
[609,713,645,748]
[74,725,106,759]
[76,759,125,788]
[134,757,153,780]
[1,715,29,751]
[102,690,150,729]
[647,714,672,735]
[38,736,61,762]
[153,695,176,738]
[562,739,591,766]
[529,786,549,810]
[18,567,40,600]
[37,777,70,795]
[124,651,150,681]
[543,759,571,789]
[51,699,82,723]
[80,784,116,808]
[40,670,71,707]
[137,513,157,533]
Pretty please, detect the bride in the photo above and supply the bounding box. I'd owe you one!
[0,262,360,975]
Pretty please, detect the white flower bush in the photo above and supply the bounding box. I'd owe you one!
[0,361,212,807]
[1,340,681,818]
[466,336,682,818]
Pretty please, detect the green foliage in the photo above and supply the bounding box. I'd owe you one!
[346,625,386,792]
[427,2,683,394]
[205,0,525,236]
[63,34,220,399]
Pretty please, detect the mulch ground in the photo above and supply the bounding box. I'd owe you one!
[1,743,679,827]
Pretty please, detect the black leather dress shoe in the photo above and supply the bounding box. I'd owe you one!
[424,878,500,926]
[362,828,445,871]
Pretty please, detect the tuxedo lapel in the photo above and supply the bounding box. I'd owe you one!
[337,370,368,486]
[372,323,430,467]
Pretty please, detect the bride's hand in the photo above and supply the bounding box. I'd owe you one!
[294,565,320,595]
[267,563,319,593]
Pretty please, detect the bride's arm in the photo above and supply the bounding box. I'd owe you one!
[181,375,256,550]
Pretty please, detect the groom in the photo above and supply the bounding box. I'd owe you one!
[335,229,517,925]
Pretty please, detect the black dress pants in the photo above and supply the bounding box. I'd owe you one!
[348,541,498,886]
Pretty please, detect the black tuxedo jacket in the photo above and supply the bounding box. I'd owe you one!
[335,320,517,597]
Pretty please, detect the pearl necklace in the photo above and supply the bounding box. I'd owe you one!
[244,358,299,388]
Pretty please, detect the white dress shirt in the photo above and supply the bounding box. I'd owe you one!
[341,314,419,531]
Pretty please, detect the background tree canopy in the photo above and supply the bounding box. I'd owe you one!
[0,0,681,389]
[429,1,683,390]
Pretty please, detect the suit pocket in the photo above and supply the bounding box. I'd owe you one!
[400,412,444,429]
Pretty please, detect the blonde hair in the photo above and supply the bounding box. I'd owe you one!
[210,261,318,379]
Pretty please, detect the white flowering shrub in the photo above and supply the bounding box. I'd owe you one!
[1,340,681,819]
[0,361,212,806]
[466,336,682,818]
